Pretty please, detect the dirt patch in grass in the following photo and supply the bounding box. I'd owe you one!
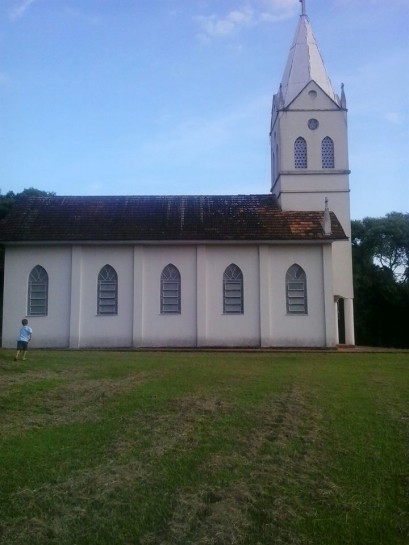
[141,385,335,545]
[166,395,233,415]
[144,485,253,545]
[239,385,340,541]
[2,459,148,545]
[0,372,147,435]
[0,366,85,390]
[111,394,233,462]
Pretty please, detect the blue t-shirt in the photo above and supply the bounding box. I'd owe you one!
[17,325,32,342]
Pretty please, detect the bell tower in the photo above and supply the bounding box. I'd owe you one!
[270,0,355,345]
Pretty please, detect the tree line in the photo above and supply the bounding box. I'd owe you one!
[0,187,56,220]
[352,212,409,348]
[1,189,408,347]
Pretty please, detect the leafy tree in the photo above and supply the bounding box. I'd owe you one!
[353,212,409,281]
[0,187,56,219]
[352,213,409,348]
[0,196,14,220]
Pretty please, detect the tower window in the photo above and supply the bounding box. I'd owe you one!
[322,136,334,168]
[294,137,307,168]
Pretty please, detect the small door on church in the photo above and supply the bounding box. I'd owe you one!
[337,298,346,345]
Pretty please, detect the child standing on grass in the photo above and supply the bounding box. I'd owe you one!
[14,319,33,361]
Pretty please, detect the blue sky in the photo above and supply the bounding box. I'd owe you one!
[0,0,408,219]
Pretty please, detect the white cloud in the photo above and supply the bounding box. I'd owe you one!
[196,0,298,40]
[257,0,300,21]
[385,112,404,125]
[196,6,254,39]
[9,0,36,21]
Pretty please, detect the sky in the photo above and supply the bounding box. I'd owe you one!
[0,0,408,220]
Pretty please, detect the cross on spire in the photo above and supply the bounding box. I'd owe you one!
[299,0,306,16]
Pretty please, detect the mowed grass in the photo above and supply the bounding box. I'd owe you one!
[0,350,408,545]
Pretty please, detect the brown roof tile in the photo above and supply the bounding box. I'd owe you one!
[0,195,347,243]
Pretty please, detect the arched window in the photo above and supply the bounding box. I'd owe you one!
[97,265,118,315]
[28,265,48,316]
[223,264,243,314]
[161,264,181,314]
[286,264,307,314]
[321,136,334,168]
[294,137,307,168]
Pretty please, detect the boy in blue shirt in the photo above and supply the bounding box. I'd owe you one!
[15,319,33,361]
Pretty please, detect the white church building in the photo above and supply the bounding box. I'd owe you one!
[0,3,355,349]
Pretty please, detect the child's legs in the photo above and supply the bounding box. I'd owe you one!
[16,341,28,359]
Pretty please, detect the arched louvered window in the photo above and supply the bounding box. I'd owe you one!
[322,136,334,168]
[286,264,307,315]
[28,265,48,316]
[97,265,118,315]
[161,264,181,314]
[223,264,243,314]
[294,137,307,168]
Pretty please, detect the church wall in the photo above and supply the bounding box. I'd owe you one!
[279,189,354,299]
[280,175,349,198]
[289,82,340,111]
[2,246,72,347]
[199,245,261,347]
[138,246,197,347]
[332,242,354,299]
[1,241,337,348]
[266,245,327,346]
[76,246,134,348]
[279,110,348,174]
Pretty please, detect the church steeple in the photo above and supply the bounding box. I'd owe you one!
[270,1,355,347]
[279,0,338,107]
[270,0,350,219]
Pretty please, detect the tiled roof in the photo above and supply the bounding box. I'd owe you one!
[0,195,347,243]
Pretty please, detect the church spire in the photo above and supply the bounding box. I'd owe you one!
[278,5,337,107]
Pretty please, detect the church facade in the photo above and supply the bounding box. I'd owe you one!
[0,5,355,349]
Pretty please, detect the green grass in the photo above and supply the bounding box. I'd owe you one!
[0,349,408,545]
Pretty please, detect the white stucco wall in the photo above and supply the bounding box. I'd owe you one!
[2,246,72,348]
[74,246,135,348]
[138,246,198,347]
[199,245,261,347]
[1,241,337,349]
[263,244,331,346]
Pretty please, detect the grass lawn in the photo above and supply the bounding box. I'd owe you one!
[0,349,408,545]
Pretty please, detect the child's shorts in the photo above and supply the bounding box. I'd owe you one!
[17,341,28,351]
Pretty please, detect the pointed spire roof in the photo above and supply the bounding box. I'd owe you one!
[279,3,338,107]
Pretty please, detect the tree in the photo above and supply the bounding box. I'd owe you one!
[353,213,409,282]
[352,213,409,348]
[0,187,56,219]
